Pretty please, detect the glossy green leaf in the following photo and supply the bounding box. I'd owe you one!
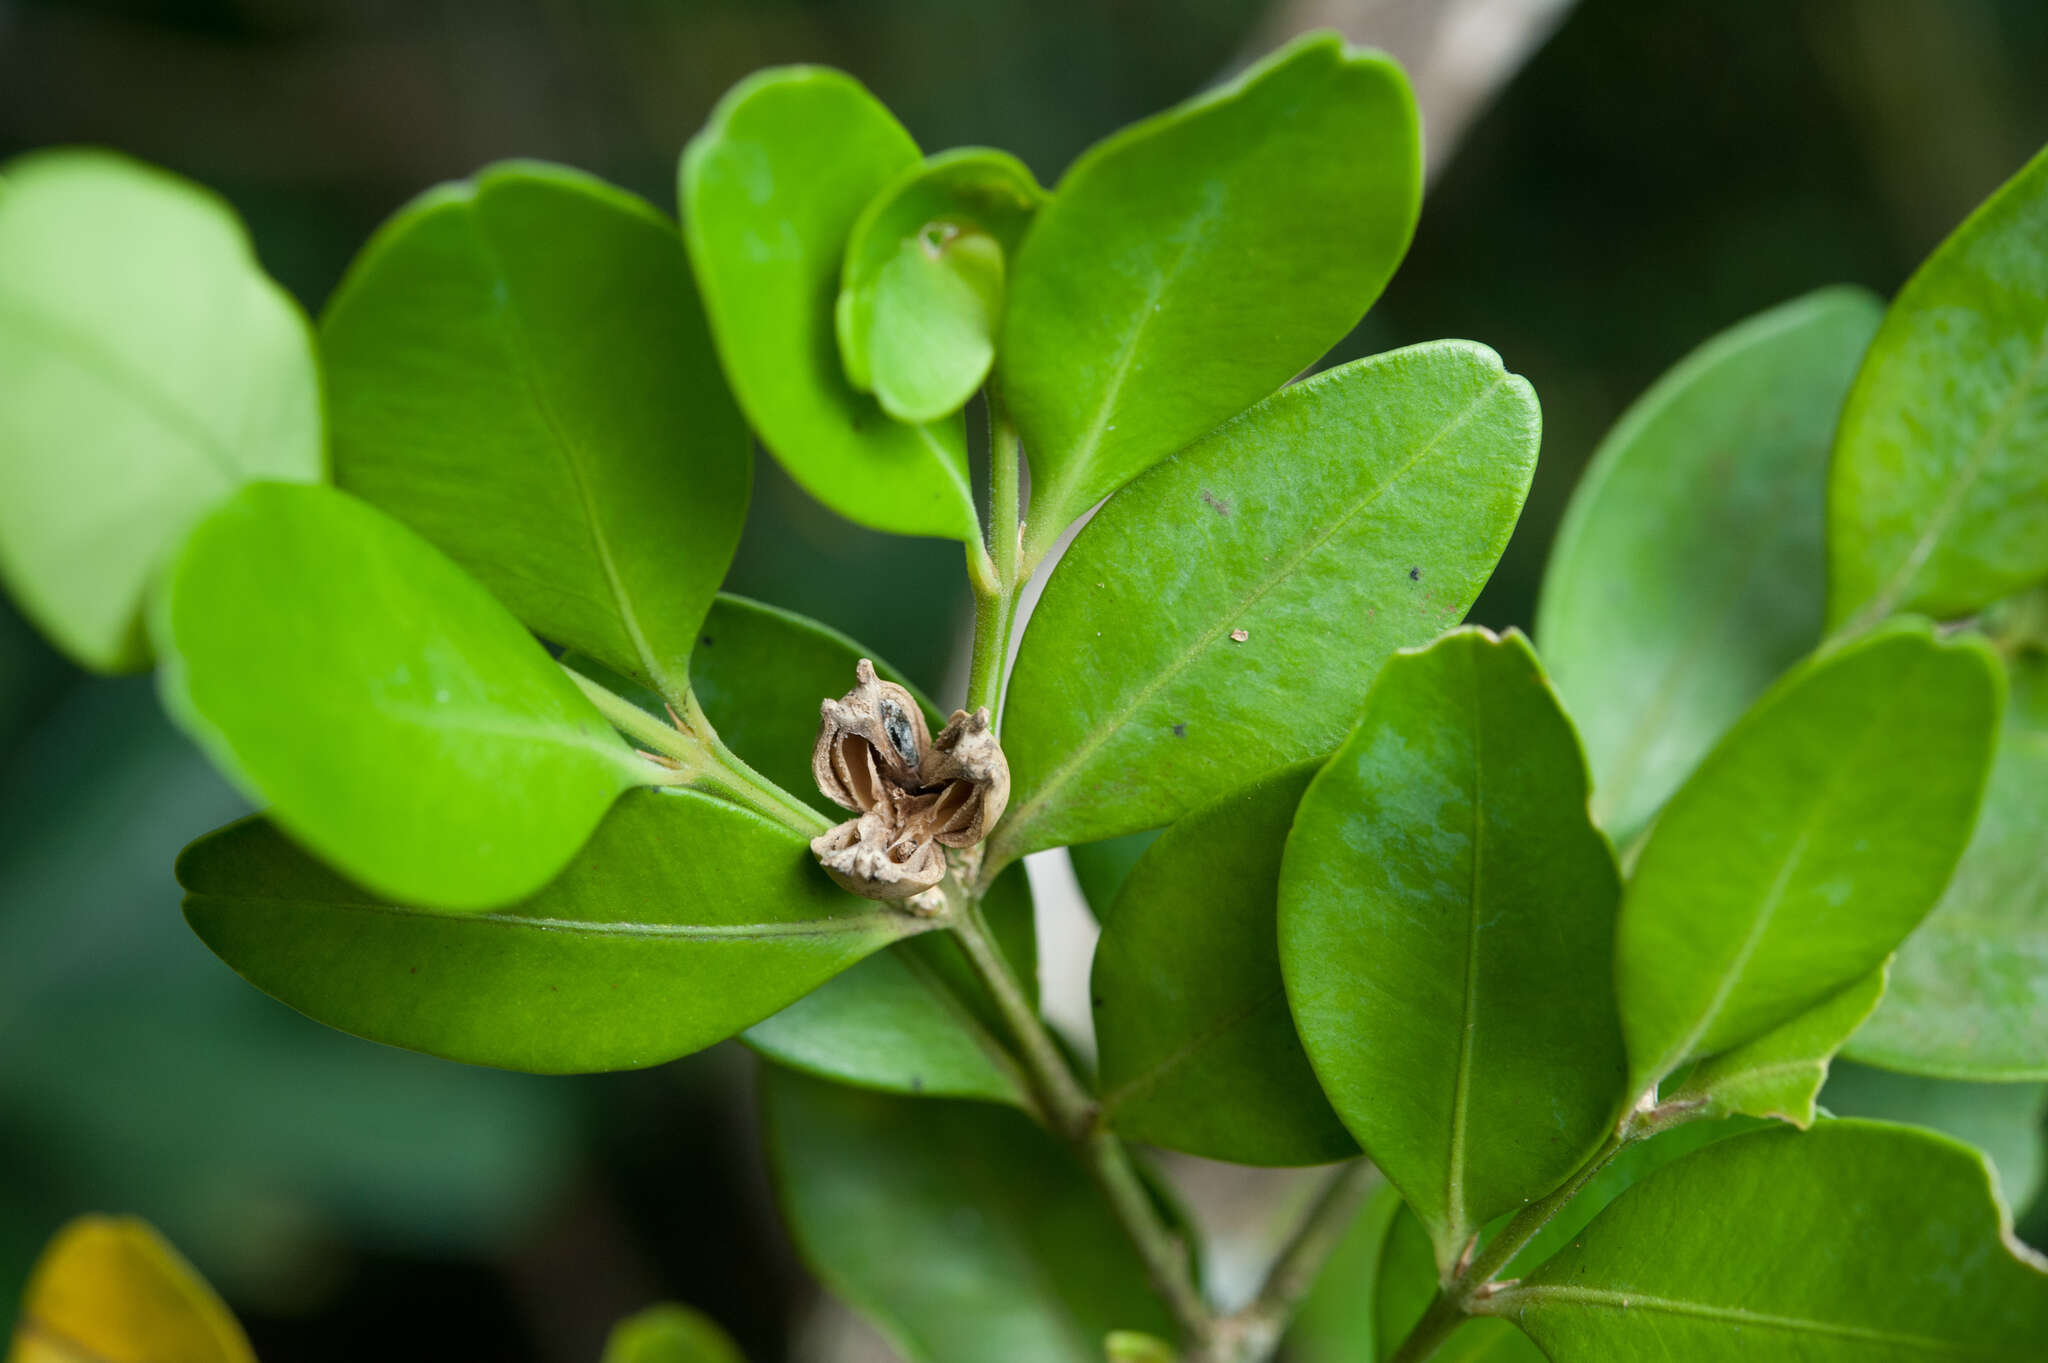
[763,1066,1174,1363]
[1536,287,1883,841]
[1371,1119,1771,1362]
[1093,762,1354,1165]
[1288,1181,1403,1363]
[179,790,922,1073]
[1501,1121,2048,1359]
[1618,618,2001,1095]
[1376,1209,1539,1362]
[997,341,1538,860]
[1281,629,1626,1261]
[1069,831,1159,919]
[1822,1061,2048,1211]
[320,161,747,702]
[0,150,322,674]
[600,1303,747,1363]
[153,482,644,909]
[837,149,1043,423]
[1001,34,1420,553]
[1665,966,1887,1127]
[680,68,976,542]
[744,864,1036,1105]
[1852,647,2048,1078]
[1829,144,2048,628]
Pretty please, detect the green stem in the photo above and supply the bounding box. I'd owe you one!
[945,889,1211,1348]
[1385,1131,1628,1363]
[966,389,1025,719]
[564,664,826,837]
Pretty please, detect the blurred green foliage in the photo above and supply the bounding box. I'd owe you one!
[3,0,2047,1356]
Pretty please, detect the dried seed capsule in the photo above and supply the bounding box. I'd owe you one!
[807,660,1011,901]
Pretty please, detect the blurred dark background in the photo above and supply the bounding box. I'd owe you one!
[2,0,2045,1358]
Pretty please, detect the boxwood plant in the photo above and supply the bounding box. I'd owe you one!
[3,31,2047,1363]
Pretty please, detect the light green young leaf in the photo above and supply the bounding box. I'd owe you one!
[155,483,648,909]
[1500,1121,2048,1359]
[996,341,1538,862]
[1001,34,1420,554]
[320,161,747,702]
[1536,287,1883,841]
[680,68,977,543]
[1852,645,2048,1079]
[1617,618,2002,1096]
[838,149,1044,423]
[763,1067,1175,1363]
[1281,629,1626,1263]
[1822,1061,2048,1210]
[600,1303,747,1363]
[0,150,322,674]
[1829,143,2048,629]
[179,791,923,1073]
[1665,966,1887,1127]
[1093,762,1355,1166]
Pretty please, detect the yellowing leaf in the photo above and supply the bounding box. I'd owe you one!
[7,1215,253,1363]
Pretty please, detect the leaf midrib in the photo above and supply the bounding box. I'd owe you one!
[466,210,681,700]
[189,892,918,943]
[1514,1284,1987,1357]
[1444,642,1487,1243]
[1000,375,1509,856]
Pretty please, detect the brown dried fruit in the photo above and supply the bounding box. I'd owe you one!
[809,660,1010,901]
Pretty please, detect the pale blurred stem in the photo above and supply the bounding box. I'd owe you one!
[966,389,1025,719]
[1386,1130,1631,1363]
[944,887,1213,1349]
[563,664,827,837]
[1213,1160,1384,1361]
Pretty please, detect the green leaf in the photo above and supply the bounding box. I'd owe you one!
[1828,145,2048,629]
[837,149,1044,423]
[1001,34,1420,553]
[1664,966,1888,1127]
[1372,1119,1771,1360]
[680,68,976,542]
[1822,1061,2048,1211]
[1069,831,1159,919]
[762,1066,1174,1363]
[1280,629,1626,1261]
[1288,1181,1403,1363]
[0,150,322,674]
[153,482,645,909]
[1536,287,1884,841]
[1103,1332,1176,1363]
[1501,1121,2048,1359]
[1375,1209,1539,1362]
[996,341,1538,860]
[320,161,747,702]
[178,790,922,1073]
[1092,761,1354,1165]
[1616,618,2002,1096]
[1852,646,2048,1079]
[600,1304,747,1363]
[744,863,1036,1106]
